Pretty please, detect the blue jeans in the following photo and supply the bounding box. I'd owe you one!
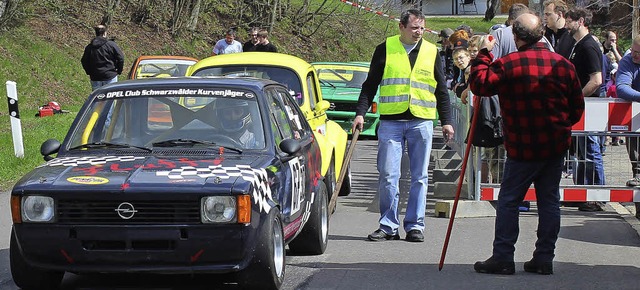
[492,156,563,262]
[575,135,605,185]
[91,76,118,90]
[376,119,433,234]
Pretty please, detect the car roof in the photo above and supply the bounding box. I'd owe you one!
[134,55,199,62]
[189,52,313,76]
[96,76,282,93]
[311,61,370,68]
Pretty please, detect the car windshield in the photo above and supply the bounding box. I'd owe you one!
[194,66,303,104]
[314,64,369,89]
[66,87,265,151]
[135,59,197,78]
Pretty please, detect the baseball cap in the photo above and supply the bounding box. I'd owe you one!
[453,39,469,50]
[456,24,473,35]
[437,28,454,43]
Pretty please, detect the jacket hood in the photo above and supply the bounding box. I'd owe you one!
[90,36,109,48]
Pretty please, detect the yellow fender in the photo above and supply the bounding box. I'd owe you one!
[313,120,348,179]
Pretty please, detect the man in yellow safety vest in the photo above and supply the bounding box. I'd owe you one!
[352,9,454,243]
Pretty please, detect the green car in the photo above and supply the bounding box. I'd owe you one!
[312,62,380,137]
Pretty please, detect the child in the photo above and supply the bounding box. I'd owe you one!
[452,42,471,104]
[606,65,618,98]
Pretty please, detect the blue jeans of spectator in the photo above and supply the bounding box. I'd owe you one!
[90,76,118,91]
[377,119,433,235]
[575,135,605,185]
[492,156,563,263]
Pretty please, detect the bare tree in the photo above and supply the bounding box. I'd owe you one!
[269,0,279,33]
[483,0,500,21]
[102,0,121,25]
[0,0,22,29]
[187,0,201,31]
[291,0,339,38]
[171,0,184,34]
[0,0,6,19]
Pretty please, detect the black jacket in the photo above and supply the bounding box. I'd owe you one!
[81,36,125,81]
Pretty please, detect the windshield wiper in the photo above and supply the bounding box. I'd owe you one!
[68,142,152,152]
[152,139,243,153]
[318,79,336,88]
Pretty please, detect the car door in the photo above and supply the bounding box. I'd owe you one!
[265,86,318,232]
[303,70,329,133]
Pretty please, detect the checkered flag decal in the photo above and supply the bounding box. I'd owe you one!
[43,156,145,168]
[156,165,273,213]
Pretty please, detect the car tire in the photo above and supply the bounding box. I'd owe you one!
[288,182,329,255]
[10,229,64,290]
[237,210,285,290]
[338,164,351,196]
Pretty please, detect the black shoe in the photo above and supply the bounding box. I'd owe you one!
[474,257,515,275]
[578,202,604,212]
[367,229,400,241]
[524,260,554,275]
[405,230,424,242]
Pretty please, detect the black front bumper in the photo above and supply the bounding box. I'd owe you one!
[13,223,257,274]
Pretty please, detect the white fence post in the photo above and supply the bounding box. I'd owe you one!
[6,81,24,158]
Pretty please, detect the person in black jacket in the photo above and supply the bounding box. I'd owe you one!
[81,24,125,90]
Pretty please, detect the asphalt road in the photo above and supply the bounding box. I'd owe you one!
[2,140,640,289]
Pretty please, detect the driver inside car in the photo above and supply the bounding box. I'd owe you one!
[215,98,258,149]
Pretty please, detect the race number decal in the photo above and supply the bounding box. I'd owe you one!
[289,157,306,214]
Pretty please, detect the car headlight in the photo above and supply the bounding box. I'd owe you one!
[22,196,55,222]
[201,196,236,223]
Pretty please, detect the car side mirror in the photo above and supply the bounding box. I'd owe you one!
[279,138,301,161]
[40,139,61,161]
[316,100,330,113]
[279,138,301,155]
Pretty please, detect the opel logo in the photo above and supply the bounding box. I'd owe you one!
[115,202,137,219]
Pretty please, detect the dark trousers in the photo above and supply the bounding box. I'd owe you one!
[492,156,563,263]
[626,136,640,176]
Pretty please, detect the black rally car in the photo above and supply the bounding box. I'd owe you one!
[10,77,329,290]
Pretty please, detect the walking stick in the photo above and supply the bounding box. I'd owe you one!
[328,128,360,215]
[438,94,482,271]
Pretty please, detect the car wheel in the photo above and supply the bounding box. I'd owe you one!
[237,210,285,290]
[325,156,337,199]
[338,165,352,196]
[10,229,64,290]
[288,182,329,255]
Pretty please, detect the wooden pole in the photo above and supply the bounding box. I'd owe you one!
[328,129,360,215]
[439,94,481,271]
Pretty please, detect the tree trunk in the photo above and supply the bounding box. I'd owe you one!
[187,0,201,31]
[0,0,7,19]
[269,0,279,33]
[102,0,121,25]
[634,0,638,39]
[171,0,187,35]
[483,0,500,21]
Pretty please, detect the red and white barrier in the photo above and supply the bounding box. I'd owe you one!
[480,187,640,202]
[572,98,640,132]
[479,98,640,202]
[338,0,439,35]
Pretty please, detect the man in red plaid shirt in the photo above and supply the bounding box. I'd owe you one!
[469,13,584,275]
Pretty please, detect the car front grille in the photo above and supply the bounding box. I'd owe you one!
[328,101,358,112]
[57,199,200,224]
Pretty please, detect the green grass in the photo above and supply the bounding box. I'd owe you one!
[0,6,506,192]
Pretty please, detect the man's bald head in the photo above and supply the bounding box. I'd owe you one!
[513,13,544,46]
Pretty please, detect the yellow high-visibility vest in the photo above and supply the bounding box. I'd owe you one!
[379,35,438,119]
